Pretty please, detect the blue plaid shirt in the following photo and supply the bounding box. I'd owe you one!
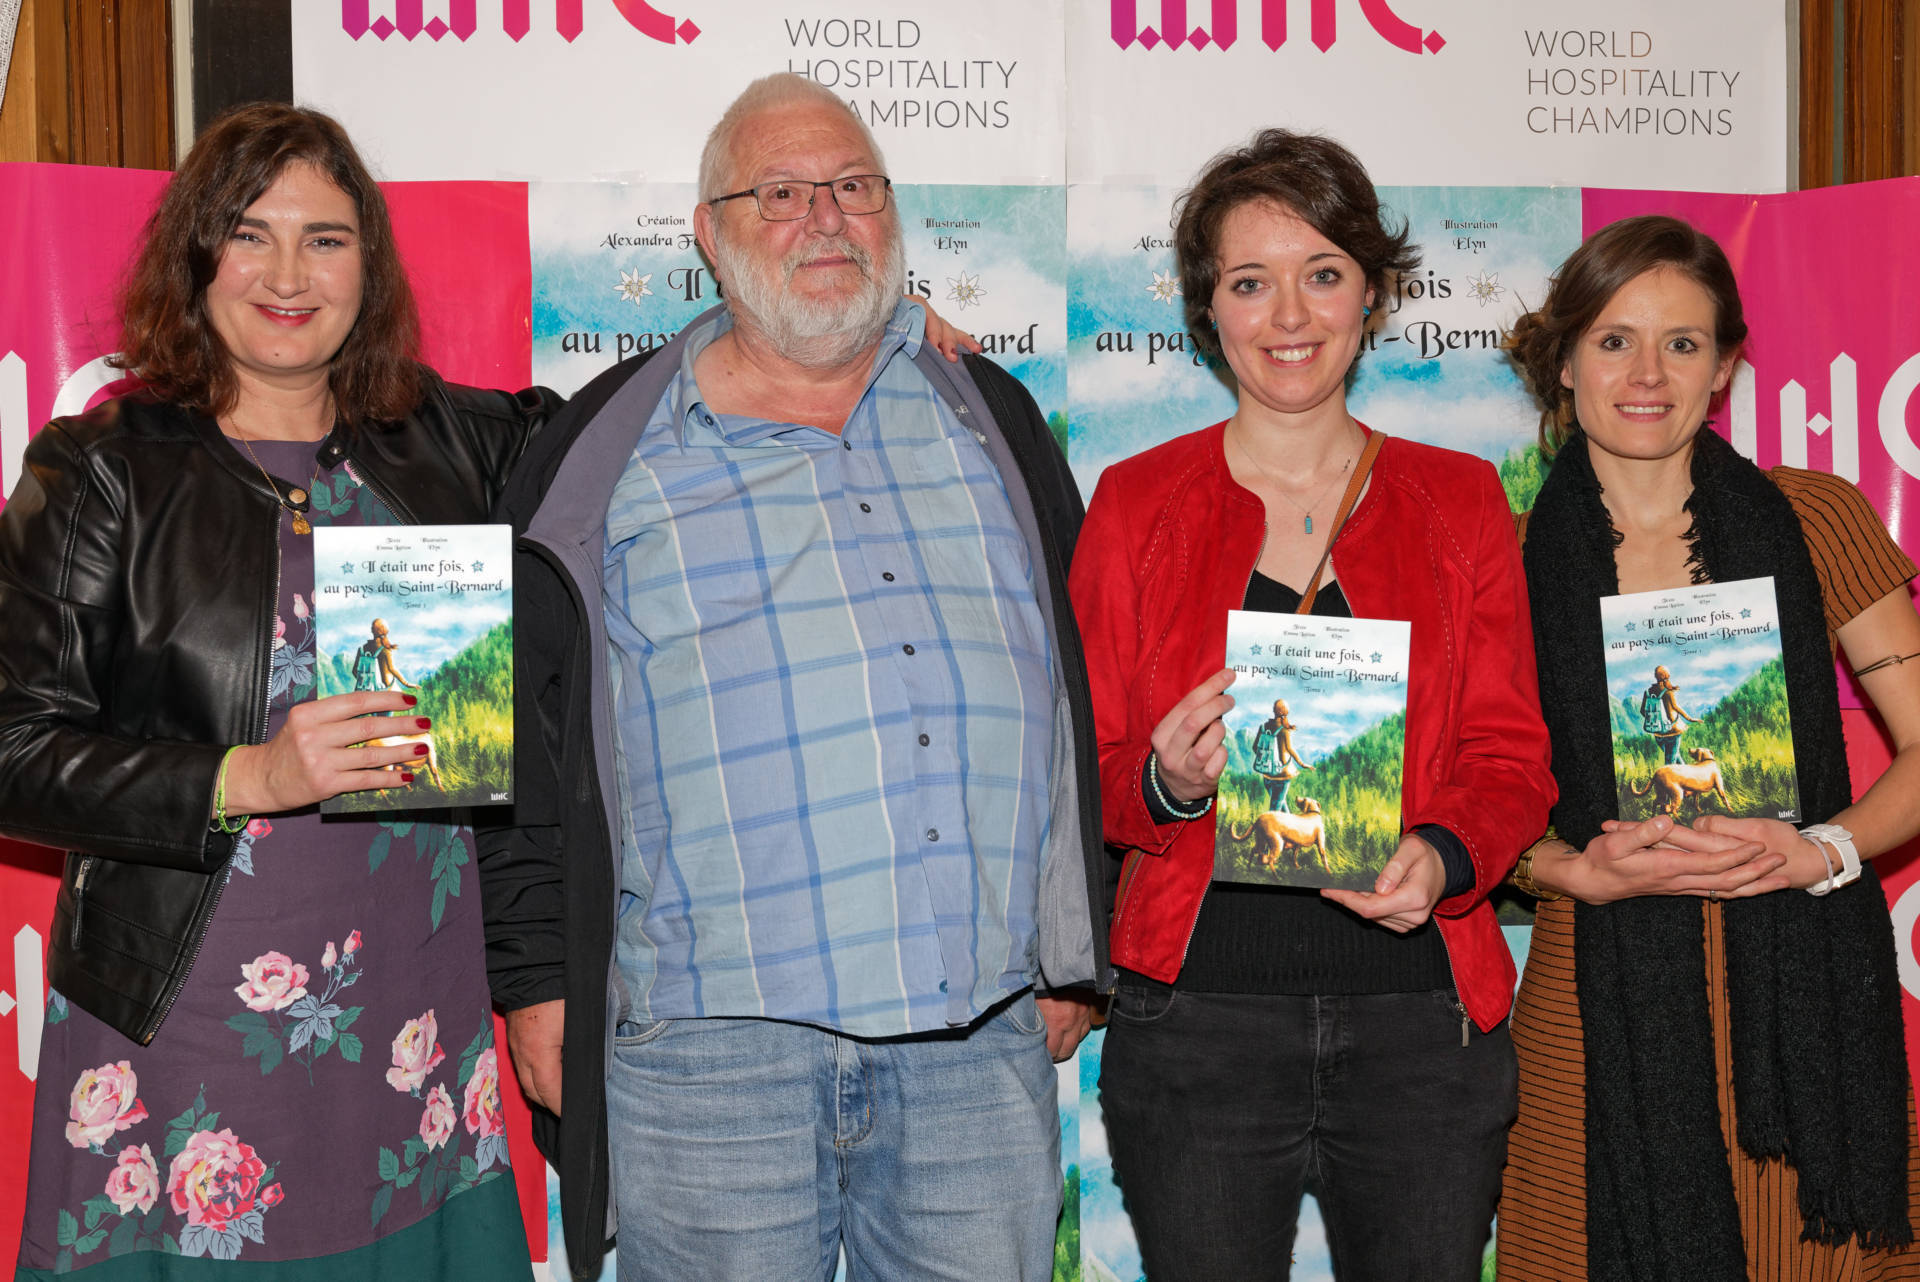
[603,303,1055,1036]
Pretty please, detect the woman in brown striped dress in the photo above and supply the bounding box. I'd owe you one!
[1498,214,1920,1281]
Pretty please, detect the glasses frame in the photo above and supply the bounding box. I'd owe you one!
[709,174,894,222]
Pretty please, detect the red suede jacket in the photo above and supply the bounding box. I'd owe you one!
[1069,423,1556,1031]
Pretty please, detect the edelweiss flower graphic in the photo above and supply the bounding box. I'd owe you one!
[1464,268,1505,308]
[1147,270,1182,304]
[614,269,653,305]
[947,272,987,310]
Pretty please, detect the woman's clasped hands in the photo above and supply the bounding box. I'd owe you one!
[1537,814,1798,904]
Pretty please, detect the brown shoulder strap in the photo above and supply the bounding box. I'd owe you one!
[1298,430,1387,614]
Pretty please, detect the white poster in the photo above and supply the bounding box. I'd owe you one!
[291,0,1067,185]
[1068,0,1789,190]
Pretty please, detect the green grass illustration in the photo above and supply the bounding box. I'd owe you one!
[319,620,514,811]
[1611,655,1798,822]
[1215,711,1406,890]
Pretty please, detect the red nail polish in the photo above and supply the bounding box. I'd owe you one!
[413,744,428,756]
[417,718,431,730]
[402,695,418,707]
[400,772,414,784]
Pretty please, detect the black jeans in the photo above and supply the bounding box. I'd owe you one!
[1098,987,1517,1282]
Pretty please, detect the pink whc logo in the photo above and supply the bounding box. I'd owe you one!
[1110,0,1443,54]
[340,1,700,44]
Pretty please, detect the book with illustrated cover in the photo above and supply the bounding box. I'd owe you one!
[1600,576,1799,824]
[312,525,514,813]
[1213,610,1412,890]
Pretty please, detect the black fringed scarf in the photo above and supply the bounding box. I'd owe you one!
[1524,429,1912,1280]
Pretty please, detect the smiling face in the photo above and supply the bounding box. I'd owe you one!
[1560,266,1737,466]
[204,162,364,398]
[1208,200,1373,424]
[694,100,903,366]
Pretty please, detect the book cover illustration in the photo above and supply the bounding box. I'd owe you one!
[1214,610,1412,890]
[312,525,514,813]
[1600,576,1799,824]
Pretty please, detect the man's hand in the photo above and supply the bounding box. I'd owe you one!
[505,999,566,1115]
[1036,989,1098,1062]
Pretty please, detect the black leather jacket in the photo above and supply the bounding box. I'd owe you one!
[0,374,554,1045]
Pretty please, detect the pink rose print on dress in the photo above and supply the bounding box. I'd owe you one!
[343,929,362,957]
[65,1061,149,1150]
[463,1047,505,1137]
[233,952,309,1013]
[293,594,309,621]
[244,817,271,838]
[104,1143,159,1215]
[419,1084,456,1151]
[463,1044,510,1171]
[166,1127,281,1259]
[386,1009,446,1094]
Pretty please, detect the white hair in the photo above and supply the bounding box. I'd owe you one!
[697,73,888,201]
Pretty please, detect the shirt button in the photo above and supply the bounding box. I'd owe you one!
[859,502,872,513]
[842,439,852,451]
[926,828,939,842]
[882,572,896,582]
[902,644,915,655]
[939,980,949,993]
[918,734,930,746]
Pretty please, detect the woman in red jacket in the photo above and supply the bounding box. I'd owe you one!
[1069,129,1556,1281]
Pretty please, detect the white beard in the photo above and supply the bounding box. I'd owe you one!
[714,219,906,368]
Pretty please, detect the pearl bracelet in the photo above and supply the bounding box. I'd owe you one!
[1147,751,1213,821]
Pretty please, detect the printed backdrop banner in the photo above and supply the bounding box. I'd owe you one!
[1068,0,1789,189]
[289,1,1069,185]
[288,1,1787,191]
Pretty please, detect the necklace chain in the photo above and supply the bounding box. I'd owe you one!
[1231,428,1355,535]
[232,430,326,536]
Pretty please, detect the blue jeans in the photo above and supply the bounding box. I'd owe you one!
[606,990,1061,1282]
[1099,987,1516,1282]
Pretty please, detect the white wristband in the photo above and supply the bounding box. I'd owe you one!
[1800,823,1861,895]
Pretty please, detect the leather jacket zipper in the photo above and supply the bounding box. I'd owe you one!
[69,857,93,948]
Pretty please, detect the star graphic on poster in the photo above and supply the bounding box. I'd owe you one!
[340,562,355,575]
[1625,622,1637,632]
[1250,644,1264,656]
[1464,268,1505,308]
[614,268,653,305]
[1371,652,1383,664]
[1740,608,1751,618]
[1147,270,1182,304]
[946,271,987,310]
[471,561,485,572]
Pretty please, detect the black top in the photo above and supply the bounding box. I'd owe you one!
[1123,572,1458,996]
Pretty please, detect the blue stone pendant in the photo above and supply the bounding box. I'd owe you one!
[1305,515,1313,534]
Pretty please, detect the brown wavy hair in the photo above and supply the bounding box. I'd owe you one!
[1508,214,1747,457]
[114,102,420,426]
[1173,128,1419,361]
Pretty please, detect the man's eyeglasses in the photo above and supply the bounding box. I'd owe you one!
[710,174,892,222]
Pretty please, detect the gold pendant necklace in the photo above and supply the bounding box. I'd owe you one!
[235,434,325,535]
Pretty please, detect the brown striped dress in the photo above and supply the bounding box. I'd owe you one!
[1499,467,1920,1281]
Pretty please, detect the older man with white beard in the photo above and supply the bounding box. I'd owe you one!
[477,73,1107,1282]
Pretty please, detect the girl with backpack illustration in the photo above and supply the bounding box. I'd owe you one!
[1641,664,1696,764]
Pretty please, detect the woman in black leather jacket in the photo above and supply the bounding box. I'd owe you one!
[0,104,556,1279]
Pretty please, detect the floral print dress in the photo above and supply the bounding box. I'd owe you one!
[15,442,526,1280]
